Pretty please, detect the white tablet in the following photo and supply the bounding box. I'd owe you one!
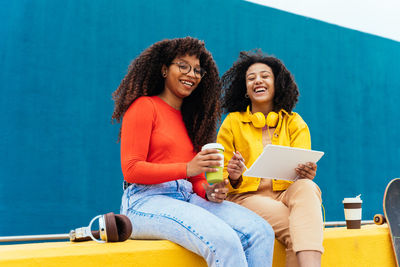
[243,144,324,181]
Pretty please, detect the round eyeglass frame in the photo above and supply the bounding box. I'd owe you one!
[170,62,206,78]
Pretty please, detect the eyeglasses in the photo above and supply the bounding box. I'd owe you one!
[170,61,206,78]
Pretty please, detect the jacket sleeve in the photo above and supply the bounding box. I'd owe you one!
[288,113,311,149]
[216,114,237,191]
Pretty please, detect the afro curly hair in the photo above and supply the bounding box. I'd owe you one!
[221,50,299,114]
[112,37,222,151]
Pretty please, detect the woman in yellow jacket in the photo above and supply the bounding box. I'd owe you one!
[217,51,323,267]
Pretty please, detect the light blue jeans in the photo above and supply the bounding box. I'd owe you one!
[121,179,274,267]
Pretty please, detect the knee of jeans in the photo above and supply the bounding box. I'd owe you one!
[256,220,275,250]
[211,230,244,252]
[262,220,275,240]
[248,216,275,241]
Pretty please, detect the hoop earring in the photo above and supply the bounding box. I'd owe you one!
[245,93,249,98]
[163,72,167,78]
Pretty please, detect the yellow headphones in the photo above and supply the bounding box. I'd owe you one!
[247,106,279,128]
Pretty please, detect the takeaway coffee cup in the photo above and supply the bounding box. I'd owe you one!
[342,195,362,229]
[201,143,224,184]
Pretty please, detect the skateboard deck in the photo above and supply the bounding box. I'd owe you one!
[383,178,400,267]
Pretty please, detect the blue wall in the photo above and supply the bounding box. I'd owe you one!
[1,0,399,236]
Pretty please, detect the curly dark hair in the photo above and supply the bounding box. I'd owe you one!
[221,50,299,113]
[112,37,222,151]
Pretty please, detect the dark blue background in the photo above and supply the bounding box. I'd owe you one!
[1,0,399,236]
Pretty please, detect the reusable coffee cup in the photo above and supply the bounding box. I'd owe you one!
[342,195,363,229]
[201,143,224,184]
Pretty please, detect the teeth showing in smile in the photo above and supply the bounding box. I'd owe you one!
[254,87,266,93]
[181,80,194,87]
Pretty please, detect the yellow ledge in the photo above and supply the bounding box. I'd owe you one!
[0,225,395,266]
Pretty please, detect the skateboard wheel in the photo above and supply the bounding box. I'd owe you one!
[373,214,386,225]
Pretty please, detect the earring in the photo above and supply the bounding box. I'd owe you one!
[245,93,249,98]
[163,72,167,77]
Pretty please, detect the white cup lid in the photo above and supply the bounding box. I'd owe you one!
[342,197,362,203]
[201,143,224,151]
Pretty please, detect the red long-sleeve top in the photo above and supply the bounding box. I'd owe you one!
[120,96,207,198]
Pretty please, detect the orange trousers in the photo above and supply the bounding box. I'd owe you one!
[227,179,324,267]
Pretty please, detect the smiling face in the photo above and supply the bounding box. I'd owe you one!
[162,54,202,101]
[245,63,275,111]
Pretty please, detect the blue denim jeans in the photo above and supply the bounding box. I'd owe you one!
[121,179,274,267]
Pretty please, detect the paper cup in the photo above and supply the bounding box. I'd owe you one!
[343,196,362,229]
[201,143,224,184]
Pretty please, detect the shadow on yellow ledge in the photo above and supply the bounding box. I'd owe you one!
[0,224,395,266]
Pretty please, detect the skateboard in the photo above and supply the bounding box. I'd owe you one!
[383,178,400,267]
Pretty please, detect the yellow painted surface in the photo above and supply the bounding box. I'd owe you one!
[273,241,286,267]
[322,224,396,267]
[0,225,395,267]
[0,240,206,267]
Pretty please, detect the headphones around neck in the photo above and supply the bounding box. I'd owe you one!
[69,212,132,243]
[247,106,279,129]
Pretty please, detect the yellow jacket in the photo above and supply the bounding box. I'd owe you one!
[217,108,311,193]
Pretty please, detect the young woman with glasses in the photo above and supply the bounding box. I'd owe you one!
[112,37,275,267]
[217,50,324,267]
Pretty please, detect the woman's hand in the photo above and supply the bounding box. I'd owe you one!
[227,151,246,181]
[296,162,317,180]
[202,179,229,203]
[187,149,223,177]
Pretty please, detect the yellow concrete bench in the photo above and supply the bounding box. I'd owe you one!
[0,225,395,266]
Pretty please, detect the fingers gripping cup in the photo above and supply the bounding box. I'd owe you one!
[343,195,363,229]
[201,143,224,184]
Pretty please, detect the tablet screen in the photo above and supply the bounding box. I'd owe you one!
[243,145,324,180]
